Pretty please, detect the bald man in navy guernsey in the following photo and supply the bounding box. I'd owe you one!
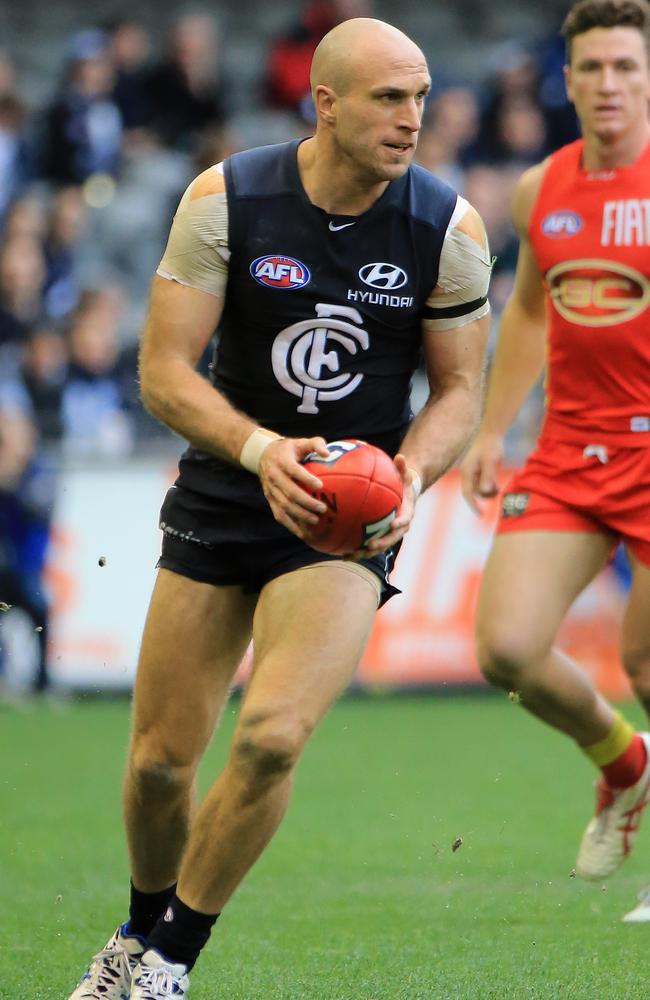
[68,17,491,999]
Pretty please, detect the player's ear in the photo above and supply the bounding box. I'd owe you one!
[314,84,337,125]
[563,63,573,103]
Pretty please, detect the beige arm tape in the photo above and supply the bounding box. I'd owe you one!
[425,198,493,331]
[157,168,230,297]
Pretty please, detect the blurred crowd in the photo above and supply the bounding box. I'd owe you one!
[0,0,579,689]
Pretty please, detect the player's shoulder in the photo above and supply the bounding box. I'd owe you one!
[407,162,458,228]
[226,140,298,197]
[511,158,551,233]
[188,165,226,200]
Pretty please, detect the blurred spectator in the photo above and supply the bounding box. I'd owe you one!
[0,405,57,692]
[18,324,68,446]
[0,92,32,222]
[2,194,47,242]
[61,288,134,457]
[416,83,480,189]
[43,185,89,320]
[107,17,152,136]
[41,28,123,185]
[265,0,371,121]
[537,31,580,150]
[145,13,226,150]
[193,124,241,174]
[475,42,549,165]
[0,236,47,366]
[484,97,548,168]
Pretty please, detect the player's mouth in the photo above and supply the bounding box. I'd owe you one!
[384,141,414,155]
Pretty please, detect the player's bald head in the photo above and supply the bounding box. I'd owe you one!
[310,18,427,96]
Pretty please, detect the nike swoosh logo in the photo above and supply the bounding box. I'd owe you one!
[328,221,355,231]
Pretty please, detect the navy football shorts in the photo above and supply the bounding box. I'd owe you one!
[156,485,401,607]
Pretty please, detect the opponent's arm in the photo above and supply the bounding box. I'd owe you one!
[364,203,490,553]
[460,162,549,513]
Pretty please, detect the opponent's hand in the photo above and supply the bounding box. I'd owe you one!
[349,453,418,560]
[460,432,504,515]
[258,436,330,537]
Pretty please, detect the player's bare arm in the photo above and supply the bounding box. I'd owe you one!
[364,204,490,554]
[140,169,329,533]
[461,161,550,513]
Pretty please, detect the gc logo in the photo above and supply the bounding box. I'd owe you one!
[547,258,650,326]
[271,303,369,414]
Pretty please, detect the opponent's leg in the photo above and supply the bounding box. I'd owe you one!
[134,562,378,989]
[476,530,614,741]
[620,555,650,722]
[476,530,649,880]
[618,555,650,920]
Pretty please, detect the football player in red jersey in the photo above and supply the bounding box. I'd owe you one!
[462,0,650,920]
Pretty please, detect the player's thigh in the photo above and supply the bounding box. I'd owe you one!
[477,530,612,660]
[241,562,379,736]
[132,568,256,761]
[621,555,650,673]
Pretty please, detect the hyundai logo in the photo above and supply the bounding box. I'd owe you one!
[358,262,408,290]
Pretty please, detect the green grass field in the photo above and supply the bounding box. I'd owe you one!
[1,693,648,1000]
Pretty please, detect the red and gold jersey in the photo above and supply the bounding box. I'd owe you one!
[529,138,650,446]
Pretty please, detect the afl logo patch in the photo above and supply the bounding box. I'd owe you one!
[547,258,650,326]
[542,211,583,237]
[250,255,310,290]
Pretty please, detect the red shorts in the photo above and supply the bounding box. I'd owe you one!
[496,438,650,566]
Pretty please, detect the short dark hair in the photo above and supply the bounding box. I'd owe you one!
[562,0,650,59]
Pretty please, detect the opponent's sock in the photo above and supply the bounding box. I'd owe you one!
[146,894,219,971]
[126,880,177,940]
[583,713,647,789]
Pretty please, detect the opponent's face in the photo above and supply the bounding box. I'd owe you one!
[565,27,650,143]
[331,53,430,181]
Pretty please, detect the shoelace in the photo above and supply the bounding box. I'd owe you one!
[85,943,134,990]
[137,965,181,997]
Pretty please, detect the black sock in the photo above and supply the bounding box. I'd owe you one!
[127,880,177,940]
[147,894,219,971]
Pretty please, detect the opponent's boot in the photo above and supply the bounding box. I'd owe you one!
[576,733,650,880]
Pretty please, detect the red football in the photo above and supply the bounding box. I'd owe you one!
[301,440,403,555]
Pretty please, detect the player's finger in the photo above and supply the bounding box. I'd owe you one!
[263,480,322,524]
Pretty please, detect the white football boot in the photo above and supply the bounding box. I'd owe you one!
[69,923,144,999]
[576,733,650,880]
[130,949,190,998]
[622,885,650,923]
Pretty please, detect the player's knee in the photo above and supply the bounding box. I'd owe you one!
[621,644,650,690]
[233,712,312,783]
[476,626,530,689]
[128,737,195,799]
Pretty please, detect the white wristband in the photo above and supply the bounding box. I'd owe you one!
[408,468,422,501]
[240,428,283,474]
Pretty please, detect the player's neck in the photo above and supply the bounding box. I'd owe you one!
[581,123,650,172]
[297,136,389,215]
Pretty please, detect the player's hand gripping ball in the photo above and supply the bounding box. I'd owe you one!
[301,440,403,555]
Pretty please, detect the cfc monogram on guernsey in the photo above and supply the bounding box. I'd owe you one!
[529,138,650,444]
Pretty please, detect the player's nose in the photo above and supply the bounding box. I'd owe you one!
[399,97,423,132]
